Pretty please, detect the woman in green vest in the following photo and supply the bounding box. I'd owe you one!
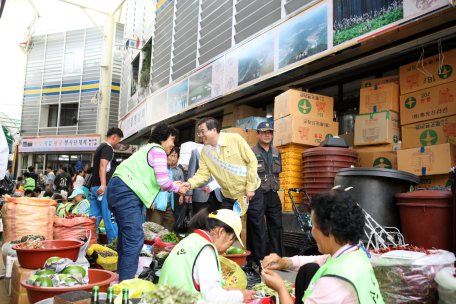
[23,172,36,191]
[159,208,256,302]
[57,189,90,217]
[261,189,385,304]
[106,123,189,281]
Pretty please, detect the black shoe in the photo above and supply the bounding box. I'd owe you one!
[254,259,263,274]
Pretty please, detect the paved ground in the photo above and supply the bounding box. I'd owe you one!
[0,241,9,304]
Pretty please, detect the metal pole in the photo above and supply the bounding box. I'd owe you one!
[98,0,115,142]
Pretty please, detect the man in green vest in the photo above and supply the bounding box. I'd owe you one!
[251,121,286,257]
[23,172,36,191]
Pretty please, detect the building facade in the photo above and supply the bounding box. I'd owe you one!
[19,23,128,176]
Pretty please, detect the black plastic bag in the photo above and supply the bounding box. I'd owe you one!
[138,258,160,284]
[242,265,261,290]
[0,177,15,196]
[173,203,192,233]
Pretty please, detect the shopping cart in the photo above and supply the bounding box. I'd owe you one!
[288,188,317,255]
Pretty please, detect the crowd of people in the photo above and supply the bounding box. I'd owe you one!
[0,119,383,304]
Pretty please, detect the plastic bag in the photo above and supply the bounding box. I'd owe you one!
[87,244,118,271]
[151,237,177,255]
[2,195,56,242]
[173,203,192,233]
[370,250,455,303]
[137,257,153,276]
[138,259,160,284]
[220,256,247,289]
[435,267,456,304]
[242,265,261,290]
[112,278,157,298]
[54,216,97,246]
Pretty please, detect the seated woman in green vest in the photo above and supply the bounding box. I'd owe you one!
[23,172,36,191]
[57,189,90,217]
[159,208,255,302]
[261,189,384,304]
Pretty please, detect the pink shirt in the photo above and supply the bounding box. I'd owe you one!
[289,244,360,304]
[147,147,180,193]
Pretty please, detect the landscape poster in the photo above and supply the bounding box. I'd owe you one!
[333,0,404,46]
[279,3,328,69]
[167,79,189,114]
[403,0,448,19]
[188,66,213,106]
[146,90,167,126]
[237,32,275,86]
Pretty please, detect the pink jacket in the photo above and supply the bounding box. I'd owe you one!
[289,244,360,304]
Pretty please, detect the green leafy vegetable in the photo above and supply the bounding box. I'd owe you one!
[145,283,199,304]
[161,232,178,243]
[252,280,292,296]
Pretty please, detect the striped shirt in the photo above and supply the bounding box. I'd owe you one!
[147,148,180,193]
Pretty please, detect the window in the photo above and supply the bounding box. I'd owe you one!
[34,154,45,173]
[48,105,59,127]
[60,104,78,126]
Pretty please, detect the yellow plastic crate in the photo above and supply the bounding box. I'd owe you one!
[277,144,310,152]
[280,177,302,184]
[282,159,302,166]
[280,171,302,178]
[282,164,302,172]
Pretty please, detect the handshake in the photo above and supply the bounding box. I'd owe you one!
[175,181,191,196]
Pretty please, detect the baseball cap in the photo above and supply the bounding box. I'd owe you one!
[69,189,85,199]
[257,121,273,131]
[208,209,244,247]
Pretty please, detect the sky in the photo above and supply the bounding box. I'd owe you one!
[0,0,126,121]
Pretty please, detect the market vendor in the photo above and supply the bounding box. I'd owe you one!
[57,189,90,217]
[106,122,189,281]
[159,208,256,302]
[261,189,384,304]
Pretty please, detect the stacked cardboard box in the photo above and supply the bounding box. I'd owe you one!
[222,105,266,129]
[11,261,35,304]
[353,78,401,168]
[397,48,456,182]
[220,128,258,147]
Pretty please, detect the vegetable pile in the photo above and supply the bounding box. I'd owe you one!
[370,246,452,303]
[252,281,292,297]
[26,261,88,288]
[372,245,437,255]
[17,239,45,249]
[11,235,45,244]
[145,283,199,304]
[161,232,178,243]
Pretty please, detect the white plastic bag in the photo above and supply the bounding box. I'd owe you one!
[370,250,455,303]
[435,267,456,304]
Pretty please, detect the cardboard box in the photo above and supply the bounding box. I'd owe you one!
[360,75,400,88]
[273,115,339,147]
[416,174,451,189]
[397,143,456,176]
[354,111,401,146]
[354,151,397,169]
[11,261,34,304]
[399,81,456,125]
[222,116,235,129]
[221,128,258,147]
[353,143,398,152]
[400,48,456,95]
[233,105,266,123]
[274,89,334,122]
[401,115,456,149]
[223,105,234,115]
[236,117,273,130]
[338,133,354,147]
[359,83,400,114]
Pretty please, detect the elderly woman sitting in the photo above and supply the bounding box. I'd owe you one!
[56,189,90,217]
[261,189,384,304]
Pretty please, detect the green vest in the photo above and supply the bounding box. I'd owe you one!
[303,248,384,304]
[23,178,35,191]
[57,203,74,217]
[158,232,225,300]
[112,143,163,208]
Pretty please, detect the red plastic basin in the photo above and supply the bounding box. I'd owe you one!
[21,269,117,304]
[98,233,108,244]
[13,240,84,269]
[144,239,155,246]
[221,250,251,267]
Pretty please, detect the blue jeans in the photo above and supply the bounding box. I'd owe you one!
[106,177,144,281]
[90,185,118,242]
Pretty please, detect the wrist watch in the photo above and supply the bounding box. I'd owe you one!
[284,257,293,270]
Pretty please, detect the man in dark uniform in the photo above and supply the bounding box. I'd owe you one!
[250,121,286,257]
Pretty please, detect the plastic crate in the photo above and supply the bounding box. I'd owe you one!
[280,171,302,178]
[282,164,302,172]
[282,159,302,166]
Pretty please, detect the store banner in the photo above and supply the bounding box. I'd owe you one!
[120,101,147,139]
[121,0,449,136]
[19,135,100,152]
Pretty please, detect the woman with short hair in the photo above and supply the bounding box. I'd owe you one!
[262,189,384,304]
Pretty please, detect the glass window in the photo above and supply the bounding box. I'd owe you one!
[48,155,58,161]
[60,104,79,126]
[313,85,339,102]
[70,155,81,161]
[59,155,69,161]
[48,105,58,127]
[34,155,45,163]
[338,107,359,134]
[383,69,399,77]
[82,155,92,161]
